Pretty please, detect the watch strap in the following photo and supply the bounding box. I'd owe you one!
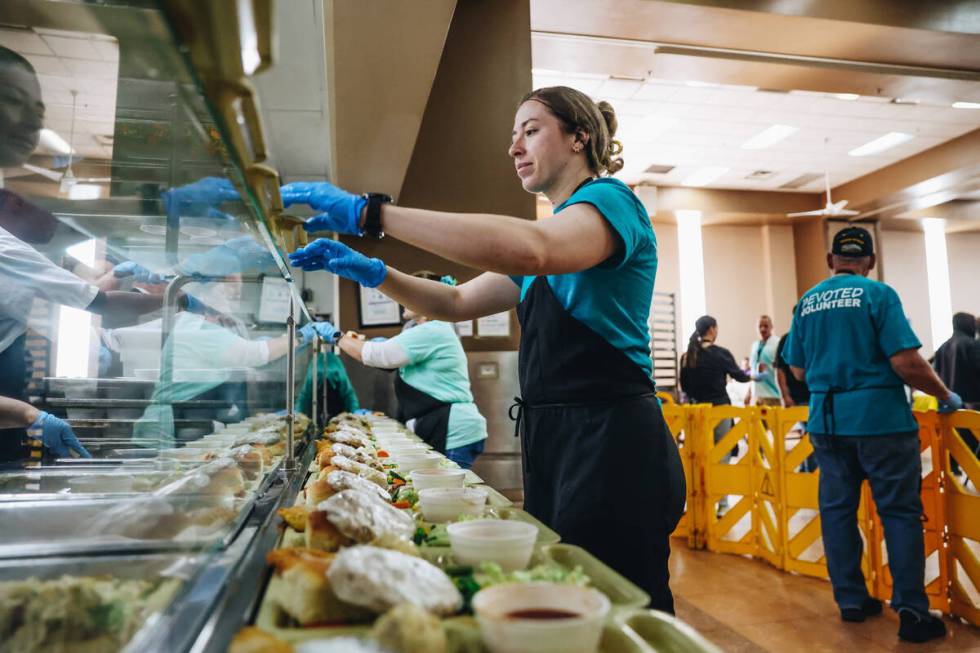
[363,192,392,239]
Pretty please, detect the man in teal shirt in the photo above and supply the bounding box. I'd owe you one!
[784,226,961,643]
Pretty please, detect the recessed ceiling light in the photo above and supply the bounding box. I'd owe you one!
[834,93,860,101]
[952,101,980,109]
[848,132,913,157]
[681,166,729,187]
[741,124,798,150]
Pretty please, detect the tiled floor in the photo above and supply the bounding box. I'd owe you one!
[670,540,980,652]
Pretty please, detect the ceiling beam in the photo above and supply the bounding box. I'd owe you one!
[652,186,822,224]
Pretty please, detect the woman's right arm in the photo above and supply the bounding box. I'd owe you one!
[721,348,752,383]
[378,270,520,322]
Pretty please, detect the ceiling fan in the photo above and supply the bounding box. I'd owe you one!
[787,172,859,219]
[20,90,109,192]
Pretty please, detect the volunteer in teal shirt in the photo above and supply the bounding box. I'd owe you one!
[337,287,487,468]
[782,226,960,643]
[295,350,360,422]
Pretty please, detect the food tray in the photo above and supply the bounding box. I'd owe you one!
[614,609,724,653]
[0,494,254,559]
[254,544,648,644]
[0,552,206,653]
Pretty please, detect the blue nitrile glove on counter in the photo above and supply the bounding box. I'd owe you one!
[354,409,372,415]
[113,261,165,284]
[32,411,91,458]
[280,181,366,236]
[938,391,964,414]
[288,238,387,288]
[299,321,341,346]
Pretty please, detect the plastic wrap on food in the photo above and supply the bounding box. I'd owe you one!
[330,455,387,488]
[234,430,281,448]
[319,490,415,543]
[326,469,391,502]
[327,429,373,450]
[327,545,462,615]
[294,638,388,653]
[330,443,384,471]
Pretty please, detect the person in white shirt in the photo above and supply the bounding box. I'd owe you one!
[746,315,782,407]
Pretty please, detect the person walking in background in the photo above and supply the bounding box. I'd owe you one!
[783,226,961,643]
[680,314,755,513]
[933,311,980,477]
[746,315,781,406]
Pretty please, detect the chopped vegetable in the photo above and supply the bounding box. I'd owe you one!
[392,500,411,509]
[377,450,390,458]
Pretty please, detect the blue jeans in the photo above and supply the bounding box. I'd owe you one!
[446,439,485,469]
[810,432,929,615]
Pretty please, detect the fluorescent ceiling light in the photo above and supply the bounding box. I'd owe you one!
[922,218,952,351]
[834,93,860,101]
[685,80,718,88]
[740,124,798,150]
[676,210,706,339]
[952,101,980,109]
[68,183,102,200]
[681,166,729,187]
[531,68,563,76]
[39,128,73,155]
[847,132,913,157]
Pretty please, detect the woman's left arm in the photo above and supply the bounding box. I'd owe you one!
[382,203,618,276]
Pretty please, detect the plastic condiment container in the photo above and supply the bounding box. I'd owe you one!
[472,582,610,653]
[418,486,488,523]
[410,468,466,491]
[447,518,536,571]
[393,451,442,473]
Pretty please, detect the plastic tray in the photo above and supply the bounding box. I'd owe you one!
[614,609,724,653]
[254,543,649,645]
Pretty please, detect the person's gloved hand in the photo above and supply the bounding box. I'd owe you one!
[299,320,341,346]
[354,409,372,415]
[180,293,208,315]
[938,391,964,414]
[164,177,240,219]
[288,238,387,288]
[113,261,165,284]
[32,411,91,458]
[280,182,366,236]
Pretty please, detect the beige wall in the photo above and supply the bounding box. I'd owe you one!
[948,232,980,319]
[653,221,799,363]
[879,229,934,356]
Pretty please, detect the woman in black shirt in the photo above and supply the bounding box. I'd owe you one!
[680,316,755,514]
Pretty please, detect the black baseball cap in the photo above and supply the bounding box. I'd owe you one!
[832,226,874,258]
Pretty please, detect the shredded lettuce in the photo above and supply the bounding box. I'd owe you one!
[473,561,589,588]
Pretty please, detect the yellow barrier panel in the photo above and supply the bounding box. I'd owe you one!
[662,402,699,547]
[668,404,980,627]
[945,410,980,625]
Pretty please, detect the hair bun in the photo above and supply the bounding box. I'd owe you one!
[596,100,618,138]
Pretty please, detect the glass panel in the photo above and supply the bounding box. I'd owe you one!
[0,0,312,549]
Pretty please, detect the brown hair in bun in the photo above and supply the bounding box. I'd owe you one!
[521,86,624,176]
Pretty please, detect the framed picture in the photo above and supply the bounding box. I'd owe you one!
[358,286,401,327]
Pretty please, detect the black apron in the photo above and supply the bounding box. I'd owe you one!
[394,374,450,454]
[512,277,686,613]
[0,334,28,464]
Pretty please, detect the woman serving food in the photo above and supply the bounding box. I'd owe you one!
[285,86,685,612]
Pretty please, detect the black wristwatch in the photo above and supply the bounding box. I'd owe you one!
[362,192,392,239]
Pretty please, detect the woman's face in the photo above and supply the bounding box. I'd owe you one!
[0,62,44,168]
[508,100,578,194]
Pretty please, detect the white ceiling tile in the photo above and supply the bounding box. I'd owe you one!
[63,59,117,79]
[0,29,53,55]
[41,34,101,60]
[23,54,69,75]
[91,40,120,62]
[596,78,643,100]
[633,82,680,102]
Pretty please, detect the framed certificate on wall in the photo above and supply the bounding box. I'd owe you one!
[358,286,401,327]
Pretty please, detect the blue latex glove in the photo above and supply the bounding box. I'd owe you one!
[164,177,240,219]
[113,261,165,284]
[938,391,964,414]
[299,321,341,346]
[33,411,91,458]
[354,409,372,415]
[181,294,207,314]
[288,238,387,288]
[280,182,366,236]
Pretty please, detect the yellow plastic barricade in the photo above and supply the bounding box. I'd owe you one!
[703,405,757,558]
[944,410,980,625]
[662,401,698,546]
[775,407,826,579]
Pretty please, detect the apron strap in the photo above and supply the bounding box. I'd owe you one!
[508,397,525,438]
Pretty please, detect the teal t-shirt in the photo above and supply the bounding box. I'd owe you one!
[783,273,921,436]
[510,177,657,376]
[392,321,488,449]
